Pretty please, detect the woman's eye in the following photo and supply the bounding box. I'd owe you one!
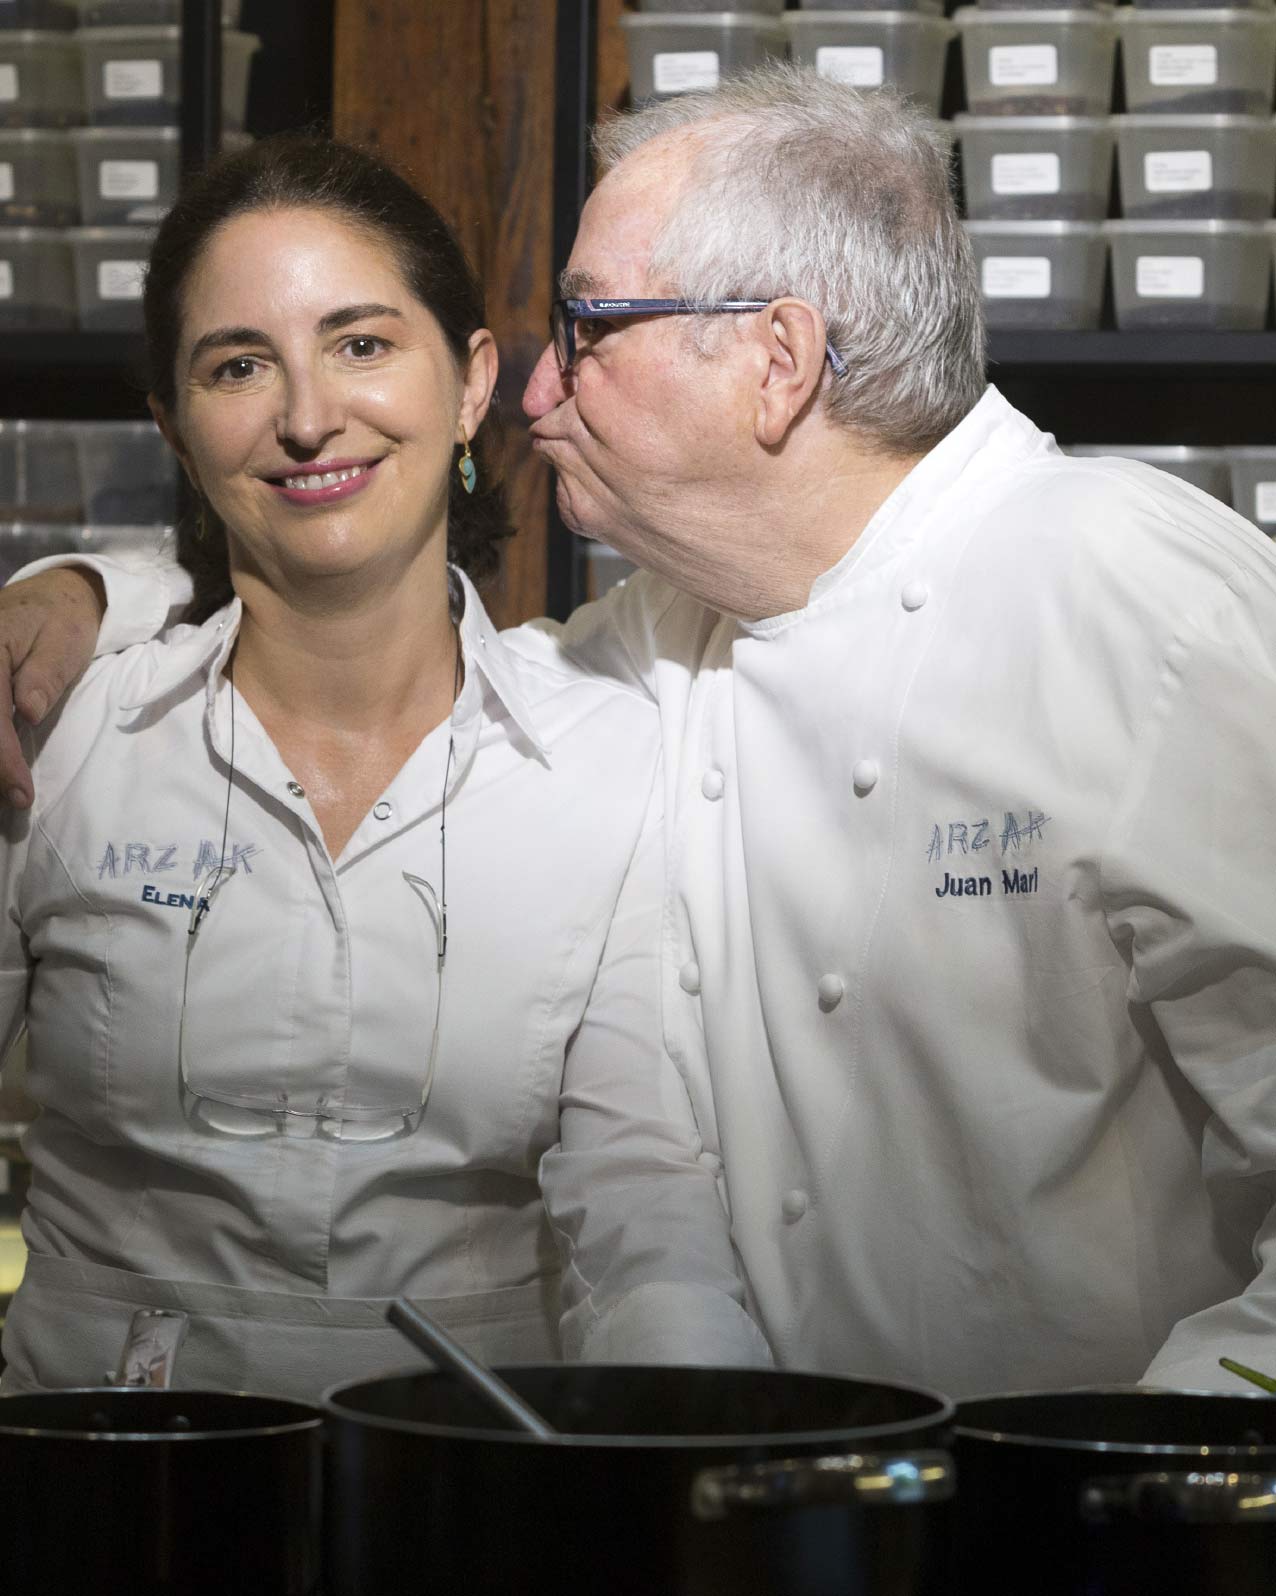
[214,355,262,383]
[344,335,385,359]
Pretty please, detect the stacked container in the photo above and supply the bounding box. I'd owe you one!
[1106,1,1276,328]
[955,2,1116,327]
[784,6,955,115]
[0,418,174,580]
[620,6,786,102]
[0,0,258,331]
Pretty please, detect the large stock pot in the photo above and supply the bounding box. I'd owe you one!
[0,1386,323,1593]
[953,1387,1276,1596]
[324,1361,956,1596]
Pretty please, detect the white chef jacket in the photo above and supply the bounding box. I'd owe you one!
[0,566,769,1401]
[54,387,1276,1398]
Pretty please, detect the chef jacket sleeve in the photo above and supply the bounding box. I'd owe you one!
[9,541,192,658]
[540,769,773,1368]
[1100,560,1276,1392]
[0,731,37,1066]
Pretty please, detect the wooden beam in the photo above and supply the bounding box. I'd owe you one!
[332,0,556,628]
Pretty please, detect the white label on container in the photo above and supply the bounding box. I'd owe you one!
[0,163,12,203]
[97,258,146,300]
[0,262,12,300]
[0,65,18,104]
[99,159,160,200]
[1149,44,1217,86]
[982,256,1051,298]
[652,52,719,95]
[103,59,163,100]
[1135,255,1204,298]
[815,46,885,87]
[989,45,1058,87]
[991,152,1061,196]
[1143,150,1212,193]
[1255,481,1276,521]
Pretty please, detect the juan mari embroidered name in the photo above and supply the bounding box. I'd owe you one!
[935,867,1039,899]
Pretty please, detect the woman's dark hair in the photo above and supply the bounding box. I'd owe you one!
[144,133,514,621]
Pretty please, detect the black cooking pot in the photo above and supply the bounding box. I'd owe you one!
[323,1362,954,1596]
[0,1387,323,1595]
[953,1387,1276,1596]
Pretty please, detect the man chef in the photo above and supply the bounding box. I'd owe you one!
[3,65,1276,1398]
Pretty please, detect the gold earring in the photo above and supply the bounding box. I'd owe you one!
[457,437,477,495]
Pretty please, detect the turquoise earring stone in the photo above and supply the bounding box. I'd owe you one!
[459,450,477,495]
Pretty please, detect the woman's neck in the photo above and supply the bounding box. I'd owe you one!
[229,552,459,737]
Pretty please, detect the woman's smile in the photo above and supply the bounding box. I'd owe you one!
[266,456,383,508]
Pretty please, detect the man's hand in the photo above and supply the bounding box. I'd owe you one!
[0,567,106,808]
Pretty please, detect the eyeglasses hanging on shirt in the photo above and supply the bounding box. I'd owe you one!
[177,630,460,1143]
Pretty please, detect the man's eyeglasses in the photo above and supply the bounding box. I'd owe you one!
[550,297,849,379]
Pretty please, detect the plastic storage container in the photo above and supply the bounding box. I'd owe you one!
[78,26,258,128]
[75,419,177,524]
[0,523,81,580]
[0,128,76,223]
[0,0,77,27]
[784,12,954,111]
[797,0,942,12]
[1114,114,1276,219]
[0,31,80,126]
[78,0,242,21]
[955,8,1117,115]
[619,13,787,101]
[966,218,1106,325]
[1116,10,1276,115]
[0,421,81,521]
[1226,446,1276,533]
[0,224,73,327]
[956,114,1113,218]
[67,222,152,329]
[1105,217,1269,327]
[1067,443,1231,500]
[70,123,171,223]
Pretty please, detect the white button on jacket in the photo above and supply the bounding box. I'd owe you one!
[58,387,1276,1399]
[0,570,769,1399]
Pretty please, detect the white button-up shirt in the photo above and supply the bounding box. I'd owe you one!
[61,387,1276,1398]
[0,569,767,1399]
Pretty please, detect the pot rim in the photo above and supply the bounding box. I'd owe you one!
[0,1385,324,1442]
[955,1383,1276,1455]
[322,1361,956,1449]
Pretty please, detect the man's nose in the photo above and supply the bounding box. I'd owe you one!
[523,341,571,420]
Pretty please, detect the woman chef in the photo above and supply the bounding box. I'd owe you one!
[0,134,770,1399]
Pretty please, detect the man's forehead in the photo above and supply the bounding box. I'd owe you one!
[562,138,690,294]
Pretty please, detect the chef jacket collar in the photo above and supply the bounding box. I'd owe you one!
[117,566,552,763]
[738,385,1044,638]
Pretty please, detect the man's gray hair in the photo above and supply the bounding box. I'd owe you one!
[593,65,986,454]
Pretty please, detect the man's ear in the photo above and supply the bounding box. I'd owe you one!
[148,394,201,495]
[751,298,829,448]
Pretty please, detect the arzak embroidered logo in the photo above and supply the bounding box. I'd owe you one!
[927,810,1049,902]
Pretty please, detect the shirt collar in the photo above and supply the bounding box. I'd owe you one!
[738,385,1049,637]
[118,567,552,761]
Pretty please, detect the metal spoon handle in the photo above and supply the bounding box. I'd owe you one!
[386,1297,559,1440]
[1219,1356,1276,1395]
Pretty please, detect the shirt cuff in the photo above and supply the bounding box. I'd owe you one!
[9,545,192,658]
[578,1282,775,1368]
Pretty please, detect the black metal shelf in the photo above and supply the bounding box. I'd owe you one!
[988,331,1276,374]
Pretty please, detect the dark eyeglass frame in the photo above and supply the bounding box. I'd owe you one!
[551,297,849,379]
